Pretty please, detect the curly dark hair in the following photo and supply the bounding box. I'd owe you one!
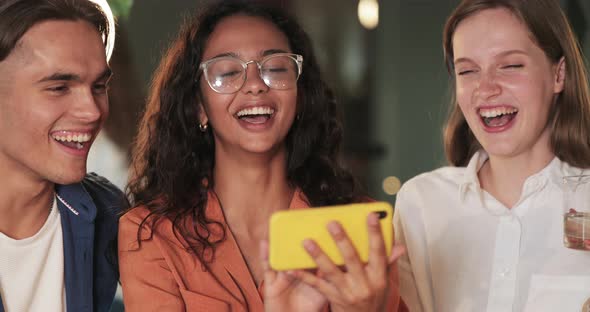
[127,0,364,263]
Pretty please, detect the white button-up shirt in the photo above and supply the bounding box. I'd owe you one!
[394,151,590,312]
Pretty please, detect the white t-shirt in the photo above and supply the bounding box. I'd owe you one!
[0,198,66,312]
[394,151,590,312]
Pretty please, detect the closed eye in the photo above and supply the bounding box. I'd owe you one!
[46,85,69,94]
[220,70,242,78]
[265,67,288,73]
[457,69,476,76]
[92,83,109,95]
[502,64,523,69]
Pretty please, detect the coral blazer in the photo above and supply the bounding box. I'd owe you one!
[119,190,406,311]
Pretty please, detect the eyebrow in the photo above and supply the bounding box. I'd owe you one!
[454,49,528,66]
[210,49,291,60]
[262,49,289,56]
[97,68,113,82]
[36,67,112,84]
[211,52,238,59]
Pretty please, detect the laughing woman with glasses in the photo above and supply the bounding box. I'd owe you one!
[118,2,406,311]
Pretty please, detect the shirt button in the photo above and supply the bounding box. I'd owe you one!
[499,268,511,278]
[510,215,518,222]
[502,215,515,222]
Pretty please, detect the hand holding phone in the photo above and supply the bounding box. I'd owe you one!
[268,202,393,271]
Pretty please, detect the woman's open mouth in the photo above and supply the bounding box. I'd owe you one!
[236,106,275,124]
[479,106,518,129]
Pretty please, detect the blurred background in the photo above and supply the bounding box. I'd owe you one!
[92,0,590,310]
[92,0,590,201]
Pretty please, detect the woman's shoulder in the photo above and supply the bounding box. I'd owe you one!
[120,205,153,226]
[400,165,468,194]
[119,205,190,252]
[394,166,468,223]
[119,205,180,240]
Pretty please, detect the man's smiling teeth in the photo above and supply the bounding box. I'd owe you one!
[52,133,92,143]
[479,107,518,118]
[236,107,275,117]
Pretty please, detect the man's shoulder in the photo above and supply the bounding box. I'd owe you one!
[82,172,123,198]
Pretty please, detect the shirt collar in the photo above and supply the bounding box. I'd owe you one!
[458,150,488,201]
[457,150,586,203]
[54,181,97,222]
[546,156,586,187]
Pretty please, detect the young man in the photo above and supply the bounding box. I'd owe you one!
[0,0,124,311]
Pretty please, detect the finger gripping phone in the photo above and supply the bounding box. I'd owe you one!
[269,202,394,271]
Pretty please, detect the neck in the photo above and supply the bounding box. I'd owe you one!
[479,143,554,208]
[0,159,55,239]
[212,145,294,234]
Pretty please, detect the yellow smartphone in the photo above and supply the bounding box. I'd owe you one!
[269,202,393,271]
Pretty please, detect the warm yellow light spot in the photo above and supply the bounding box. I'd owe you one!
[383,176,401,196]
[358,0,379,30]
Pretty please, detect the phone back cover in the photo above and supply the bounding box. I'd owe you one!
[269,202,393,271]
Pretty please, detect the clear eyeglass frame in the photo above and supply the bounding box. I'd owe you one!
[198,53,303,94]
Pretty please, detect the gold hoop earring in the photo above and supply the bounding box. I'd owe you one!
[199,123,208,132]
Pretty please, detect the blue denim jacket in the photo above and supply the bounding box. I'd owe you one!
[0,173,125,312]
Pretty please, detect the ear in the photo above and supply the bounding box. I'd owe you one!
[198,102,208,125]
[554,56,566,93]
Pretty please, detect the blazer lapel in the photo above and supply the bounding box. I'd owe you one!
[205,189,310,311]
[204,192,263,310]
[55,182,97,312]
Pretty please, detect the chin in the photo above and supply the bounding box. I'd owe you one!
[481,143,520,159]
[49,167,88,185]
[243,141,281,154]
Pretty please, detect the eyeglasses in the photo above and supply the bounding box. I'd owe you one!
[199,53,303,94]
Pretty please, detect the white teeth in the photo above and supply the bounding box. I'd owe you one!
[479,107,518,118]
[52,133,92,143]
[237,107,275,117]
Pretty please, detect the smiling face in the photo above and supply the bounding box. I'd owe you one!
[198,15,298,157]
[452,8,565,160]
[0,20,110,185]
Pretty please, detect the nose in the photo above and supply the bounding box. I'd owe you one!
[71,89,106,123]
[241,62,269,95]
[475,70,501,100]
